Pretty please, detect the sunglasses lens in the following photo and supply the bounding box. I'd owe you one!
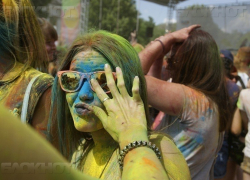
[93,72,116,93]
[61,72,81,91]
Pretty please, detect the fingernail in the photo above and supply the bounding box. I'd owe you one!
[105,64,109,69]
[90,79,96,84]
[116,67,121,73]
[135,76,139,80]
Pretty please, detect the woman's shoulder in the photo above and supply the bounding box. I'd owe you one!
[181,85,204,99]
[24,66,54,82]
[21,67,54,95]
[181,85,217,109]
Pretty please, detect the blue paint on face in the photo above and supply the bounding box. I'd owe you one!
[66,50,108,132]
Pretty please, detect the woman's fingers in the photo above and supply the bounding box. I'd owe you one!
[171,24,201,43]
[132,76,142,103]
[187,24,201,32]
[91,79,111,107]
[116,67,129,97]
[88,105,108,126]
[105,64,119,96]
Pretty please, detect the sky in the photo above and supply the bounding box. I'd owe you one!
[139,0,248,25]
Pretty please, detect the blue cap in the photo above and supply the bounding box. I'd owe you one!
[220,49,234,63]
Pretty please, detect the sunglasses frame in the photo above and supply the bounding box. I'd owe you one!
[57,70,116,93]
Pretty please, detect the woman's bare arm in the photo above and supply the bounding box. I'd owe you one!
[139,25,200,115]
[231,108,242,136]
[31,87,52,138]
[240,110,248,131]
[31,87,60,151]
[145,76,185,116]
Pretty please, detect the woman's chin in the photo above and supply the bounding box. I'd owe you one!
[73,119,103,132]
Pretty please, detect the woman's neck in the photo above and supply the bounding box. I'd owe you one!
[87,128,118,168]
[90,128,117,150]
[81,129,118,178]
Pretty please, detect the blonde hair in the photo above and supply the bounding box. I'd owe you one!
[234,47,250,71]
[0,0,48,72]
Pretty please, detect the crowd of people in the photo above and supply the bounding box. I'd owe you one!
[0,0,250,180]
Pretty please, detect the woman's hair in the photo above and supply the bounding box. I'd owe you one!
[38,17,58,42]
[0,0,48,72]
[48,30,150,158]
[234,46,250,71]
[168,29,231,132]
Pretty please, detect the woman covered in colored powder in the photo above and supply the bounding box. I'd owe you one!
[141,26,231,179]
[0,72,182,180]
[48,30,190,179]
[0,0,53,137]
[0,62,183,180]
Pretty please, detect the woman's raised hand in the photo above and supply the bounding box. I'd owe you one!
[170,24,201,43]
[89,64,148,147]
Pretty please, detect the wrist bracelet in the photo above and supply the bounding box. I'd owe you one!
[155,39,166,54]
[118,141,162,170]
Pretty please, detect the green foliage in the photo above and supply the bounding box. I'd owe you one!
[153,23,166,39]
[88,0,137,39]
[141,23,177,44]
[186,4,206,9]
[88,0,158,46]
[137,17,155,46]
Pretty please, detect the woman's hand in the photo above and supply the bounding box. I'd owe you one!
[89,64,148,148]
[169,24,201,43]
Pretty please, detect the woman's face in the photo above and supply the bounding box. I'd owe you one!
[45,38,57,62]
[66,50,108,132]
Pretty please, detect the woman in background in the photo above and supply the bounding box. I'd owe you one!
[140,26,231,180]
[0,0,53,137]
[38,17,58,76]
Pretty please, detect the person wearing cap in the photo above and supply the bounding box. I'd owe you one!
[213,50,241,179]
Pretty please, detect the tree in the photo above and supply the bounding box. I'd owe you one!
[88,0,138,40]
[136,17,155,46]
[151,23,176,41]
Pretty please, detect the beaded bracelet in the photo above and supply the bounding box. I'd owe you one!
[118,141,162,170]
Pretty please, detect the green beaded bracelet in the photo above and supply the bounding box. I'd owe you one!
[118,141,162,170]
